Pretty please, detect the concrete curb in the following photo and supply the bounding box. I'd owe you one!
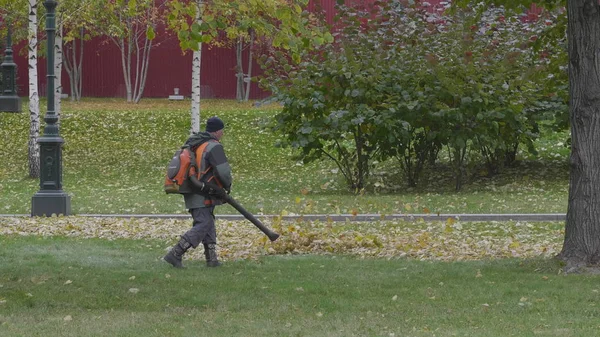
[0,213,566,222]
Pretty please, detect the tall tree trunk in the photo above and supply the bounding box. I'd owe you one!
[63,28,84,102]
[28,0,40,179]
[190,48,202,134]
[113,19,153,104]
[132,27,153,103]
[559,0,600,271]
[190,0,204,135]
[55,22,63,125]
[235,37,244,101]
[119,34,133,102]
[244,30,254,102]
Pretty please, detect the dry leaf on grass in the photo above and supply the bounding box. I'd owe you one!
[0,217,563,262]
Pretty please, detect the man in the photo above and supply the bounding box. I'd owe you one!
[164,116,232,268]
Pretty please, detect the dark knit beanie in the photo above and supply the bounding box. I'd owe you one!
[205,116,225,132]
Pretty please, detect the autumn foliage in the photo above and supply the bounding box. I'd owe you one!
[260,1,566,191]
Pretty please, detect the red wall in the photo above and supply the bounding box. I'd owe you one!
[13,32,269,100]
[10,0,446,100]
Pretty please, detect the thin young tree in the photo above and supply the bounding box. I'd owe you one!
[91,0,162,103]
[167,0,332,131]
[60,0,97,102]
[27,0,40,178]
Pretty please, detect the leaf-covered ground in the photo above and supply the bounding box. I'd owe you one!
[0,99,570,215]
[0,217,564,262]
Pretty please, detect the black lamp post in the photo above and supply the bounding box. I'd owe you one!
[0,22,22,113]
[32,0,71,216]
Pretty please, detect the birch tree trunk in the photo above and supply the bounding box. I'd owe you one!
[28,0,40,179]
[55,22,63,125]
[119,34,133,102]
[115,21,153,103]
[190,0,204,134]
[559,0,600,272]
[63,28,84,101]
[235,37,244,101]
[244,30,255,102]
[190,48,202,134]
[132,30,152,103]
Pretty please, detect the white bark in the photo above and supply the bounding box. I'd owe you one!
[28,0,40,179]
[132,29,152,103]
[235,37,244,101]
[55,22,63,124]
[64,28,84,101]
[110,5,154,104]
[190,48,202,134]
[190,0,204,134]
[244,30,255,102]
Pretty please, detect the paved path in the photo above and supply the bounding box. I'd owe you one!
[0,213,566,222]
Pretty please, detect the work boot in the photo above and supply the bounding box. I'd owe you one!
[204,243,222,267]
[164,238,192,268]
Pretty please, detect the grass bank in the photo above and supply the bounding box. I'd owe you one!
[2,235,599,337]
[0,99,569,215]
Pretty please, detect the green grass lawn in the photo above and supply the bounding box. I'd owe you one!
[0,98,570,215]
[1,99,591,337]
[1,235,598,337]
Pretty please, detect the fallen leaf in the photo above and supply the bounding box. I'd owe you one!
[129,288,139,294]
[129,276,136,280]
[63,315,72,321]
[64,280,72,285]
[392,295,398,301]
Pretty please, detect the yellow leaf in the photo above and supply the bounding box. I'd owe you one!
[351,209,358,217]
[423,207,431,214]
[295,197,302,204]
[404,204,412,211]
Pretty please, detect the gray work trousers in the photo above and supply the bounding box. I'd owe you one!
[181,207,216,248]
